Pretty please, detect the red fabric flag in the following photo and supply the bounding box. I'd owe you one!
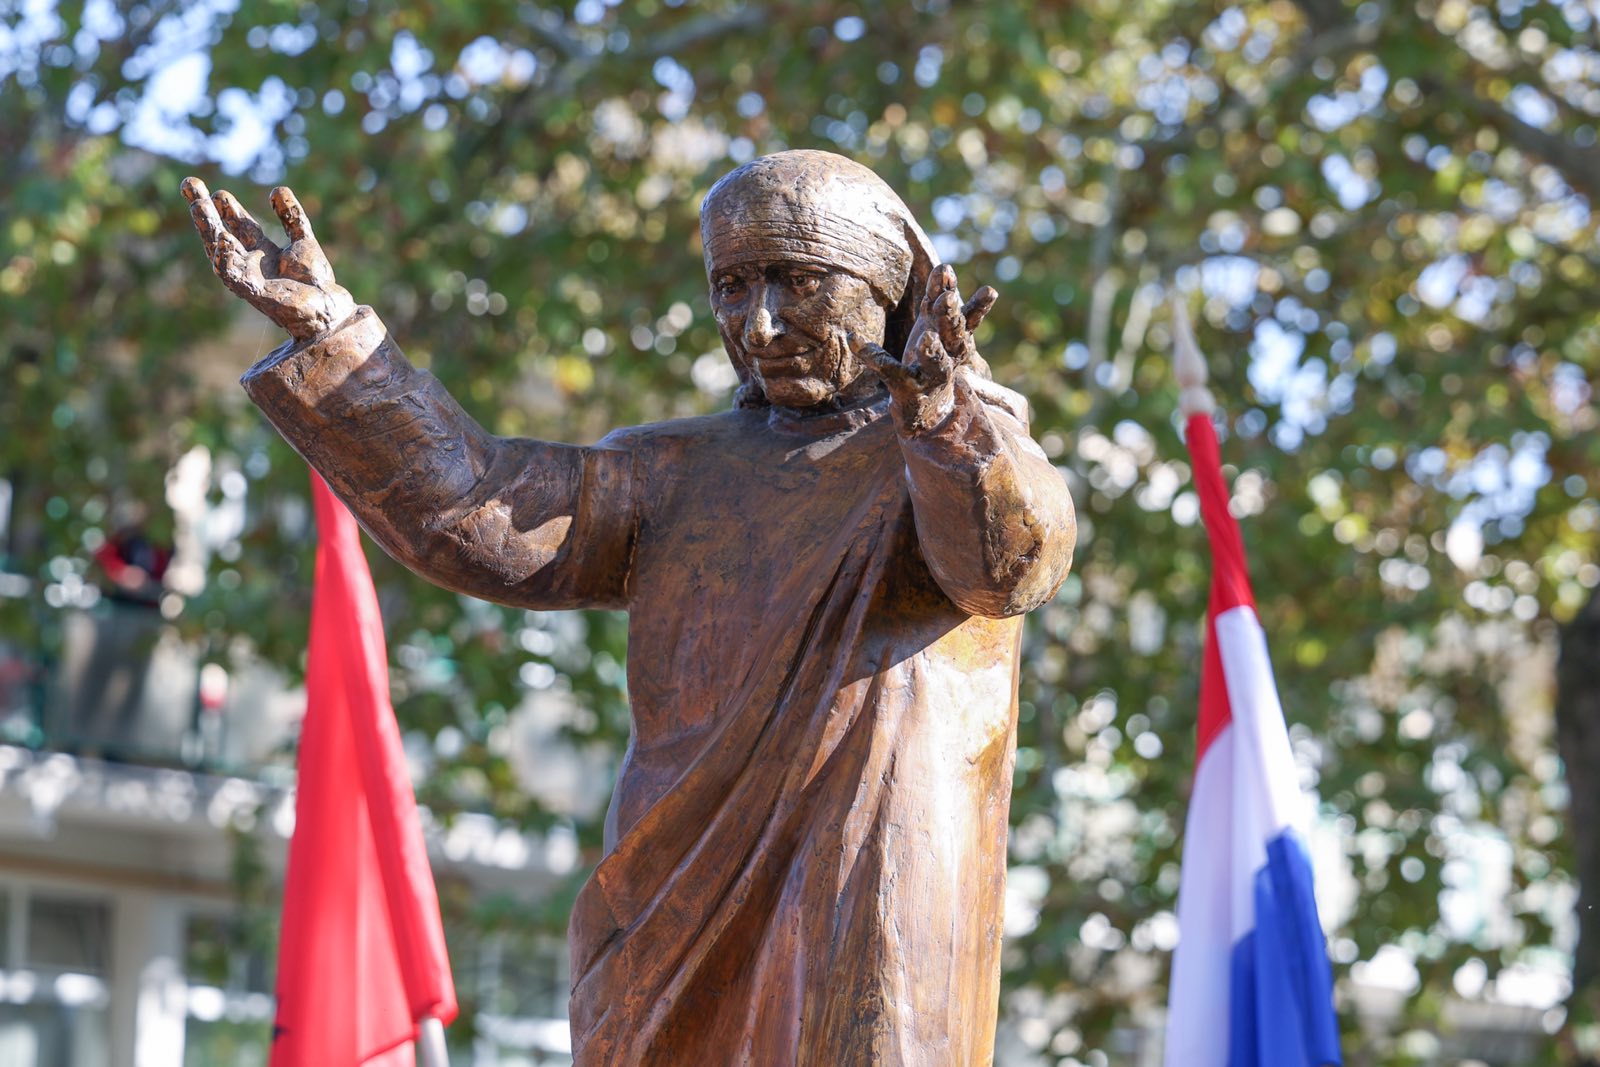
[271,472,458,1067]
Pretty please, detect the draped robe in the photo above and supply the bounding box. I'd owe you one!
[242,306,1076,1066]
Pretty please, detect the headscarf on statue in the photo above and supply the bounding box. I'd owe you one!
[700,150,993,409]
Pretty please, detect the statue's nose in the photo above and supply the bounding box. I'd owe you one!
[743,286,780,349]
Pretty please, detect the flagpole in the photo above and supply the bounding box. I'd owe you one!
[418,1015,450,1067]
[1168,293,1215,418]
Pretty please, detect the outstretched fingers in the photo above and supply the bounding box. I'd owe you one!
[183,178,256,291]
[916,263,949,330]
[183,177,224,254]
[270,186,315,244]
[921,263,994,366]
[962,285,998,333]
[270,185,338,286]
[180,176,210,207]
[214,190,278,255]
[933,286,970,361]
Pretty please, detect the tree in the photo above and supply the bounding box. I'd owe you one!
[4,0,1596,1061]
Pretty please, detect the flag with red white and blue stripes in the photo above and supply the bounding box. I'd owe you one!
[1164,411,1342,1067]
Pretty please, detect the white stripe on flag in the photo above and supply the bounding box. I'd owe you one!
[1166,723,1235,1067]
[1209,607,1312,844]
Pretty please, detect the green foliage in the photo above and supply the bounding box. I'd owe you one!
[4,0,1597,1061]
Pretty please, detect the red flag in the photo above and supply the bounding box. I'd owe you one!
[271,472,458,1067]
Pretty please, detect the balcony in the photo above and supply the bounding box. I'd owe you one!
[0,598,301,777]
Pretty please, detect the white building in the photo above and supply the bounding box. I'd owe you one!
[0,607,586,1067]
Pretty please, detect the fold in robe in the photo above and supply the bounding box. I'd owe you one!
[242,308,1076,1066]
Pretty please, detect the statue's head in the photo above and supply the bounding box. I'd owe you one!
[700,150,937,410]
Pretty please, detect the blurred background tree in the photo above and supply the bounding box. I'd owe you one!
[2,0,1596,1062]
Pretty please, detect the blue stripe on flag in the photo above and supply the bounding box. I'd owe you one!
[1228,831,1342,1067]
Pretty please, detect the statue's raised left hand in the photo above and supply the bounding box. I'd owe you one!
[181,178,356,342]
[851,264,997,434]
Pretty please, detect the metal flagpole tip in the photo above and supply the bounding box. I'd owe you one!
[1168,292,1216,418]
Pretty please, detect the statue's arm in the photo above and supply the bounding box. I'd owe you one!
[181,178,634,610]
[855,264,1074,619]
[899,376,1075,618]
[242,309,635,610]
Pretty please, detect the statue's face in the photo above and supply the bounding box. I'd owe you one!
[709,260,889,409]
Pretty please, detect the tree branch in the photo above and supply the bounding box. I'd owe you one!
[636,8,767,58]
[1445,81,1600,202]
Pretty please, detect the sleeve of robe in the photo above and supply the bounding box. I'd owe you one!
[239,306,636,611]
[897,370,1077,619]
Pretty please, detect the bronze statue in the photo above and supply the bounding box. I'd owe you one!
[183,149,1075,1066]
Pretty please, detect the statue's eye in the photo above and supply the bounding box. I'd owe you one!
[787,272,821,296]
[716,275,747,299]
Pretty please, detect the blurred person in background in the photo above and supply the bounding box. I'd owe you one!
[66,501,171,760]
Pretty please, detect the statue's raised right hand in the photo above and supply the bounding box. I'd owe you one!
[182,178,356,342]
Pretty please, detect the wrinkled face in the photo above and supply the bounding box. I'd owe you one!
[708,260,890,409]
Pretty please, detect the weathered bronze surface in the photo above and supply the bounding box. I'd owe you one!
[183,150,1076,1066]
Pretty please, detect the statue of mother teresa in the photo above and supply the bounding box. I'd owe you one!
[184,149,1076,1066]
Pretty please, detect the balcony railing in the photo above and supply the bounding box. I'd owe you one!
[0,602,299,777]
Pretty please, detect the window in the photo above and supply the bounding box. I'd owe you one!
[450,925,573,1064]
[0,1002,110,1067]
[180,912,273,1067]
[0,888,111,1067]
[26,897,109,974]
